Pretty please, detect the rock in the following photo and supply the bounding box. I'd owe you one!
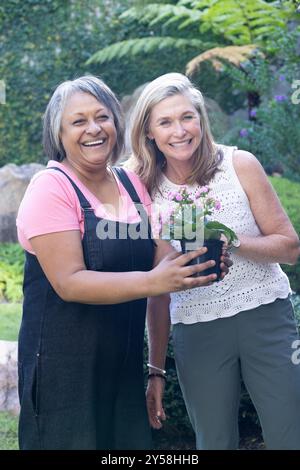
[0,340,19,415]
[0,163,45,242]
[204,97,230,140]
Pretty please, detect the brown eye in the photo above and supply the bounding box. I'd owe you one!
[97,114,109,121]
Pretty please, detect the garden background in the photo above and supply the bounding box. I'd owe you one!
[0,0,300,450]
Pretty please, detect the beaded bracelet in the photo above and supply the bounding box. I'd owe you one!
[148,373,166,381]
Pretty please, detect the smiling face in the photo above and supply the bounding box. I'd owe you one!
[60,91,117,170]
[147,93,202,167]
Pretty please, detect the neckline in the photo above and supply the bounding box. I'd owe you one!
[161,172,186,188]
[161,172,199,190]
[48,161,127,220]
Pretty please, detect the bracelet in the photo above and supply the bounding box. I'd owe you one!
[147,363,166,375]
[148,373,166,381]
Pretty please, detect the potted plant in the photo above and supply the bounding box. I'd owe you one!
[157,186,238,280]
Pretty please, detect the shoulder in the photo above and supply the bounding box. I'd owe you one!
[19,168,79,217]
[232,149,262,171]
[30,168,70,189]
[232,149,266,180]
[232,149,270,197]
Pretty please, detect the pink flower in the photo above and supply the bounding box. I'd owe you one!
[199,186,209,194]
[214,201,221,210]
[175,193,183,201]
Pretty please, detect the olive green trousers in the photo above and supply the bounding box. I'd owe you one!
[173,298,300,449]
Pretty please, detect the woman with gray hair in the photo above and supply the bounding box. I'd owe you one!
[128,72,300,449]
[16,75,223,450]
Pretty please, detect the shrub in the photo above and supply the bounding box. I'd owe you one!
[0,243,24,302]
[224,96,300,179]
[222,31,300,180]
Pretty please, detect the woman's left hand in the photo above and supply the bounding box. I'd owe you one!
[146,376,166,429]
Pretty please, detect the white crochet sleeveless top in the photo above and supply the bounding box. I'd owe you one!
[152,145,291,324]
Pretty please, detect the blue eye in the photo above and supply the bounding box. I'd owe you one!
[73,119,84,125]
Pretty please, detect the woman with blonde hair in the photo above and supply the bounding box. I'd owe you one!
[128,72,300,449]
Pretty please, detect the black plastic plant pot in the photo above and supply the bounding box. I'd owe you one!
[180,238,224,281]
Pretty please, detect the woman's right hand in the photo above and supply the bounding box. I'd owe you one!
[148,247,217,296]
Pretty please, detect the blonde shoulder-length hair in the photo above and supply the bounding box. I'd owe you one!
[127,72,222,194]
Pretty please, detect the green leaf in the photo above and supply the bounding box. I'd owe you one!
[205,221,237,244]
[87,37,211,65]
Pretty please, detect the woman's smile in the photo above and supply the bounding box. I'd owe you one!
[148,93,201,163]
[60,91,117,167]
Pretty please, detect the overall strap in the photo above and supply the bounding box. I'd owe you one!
[113,167,154,242]
[47,167,92,210]
[112,167,142,204]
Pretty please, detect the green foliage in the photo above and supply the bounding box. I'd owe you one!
[87,37,211,65]
[293,294,300,327]
[194,0,294,45]
[0,0,138,167]
[222,37,300,179]
[0,244,24,302]
[0,303,22,341]
[88,0,296,68]
[0,0,197,167]
[224,98,300,177]
[0,412,18,450]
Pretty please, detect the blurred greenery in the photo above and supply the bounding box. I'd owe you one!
[0,244,24,302]
[0,412,18,450]
[221,32,300,179]
[0,0,194,167]
[0,302,22,341]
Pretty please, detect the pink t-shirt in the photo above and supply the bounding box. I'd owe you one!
[16,161,152,254]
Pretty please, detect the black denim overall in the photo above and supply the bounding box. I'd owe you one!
[18,167,154,450]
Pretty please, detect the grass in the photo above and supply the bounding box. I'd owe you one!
[0,303,22,341]
[0,412,18,450]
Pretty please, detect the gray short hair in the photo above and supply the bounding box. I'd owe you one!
[43,75,124,163]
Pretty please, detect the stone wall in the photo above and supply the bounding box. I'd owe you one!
[0,163,45,242]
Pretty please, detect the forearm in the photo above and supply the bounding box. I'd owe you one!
[59,270,152,304]
[147,295,171,370]
[237,233,300,265]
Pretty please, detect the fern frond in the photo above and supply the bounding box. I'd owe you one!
[87,37,211,65]
[186,44,261,76]
[120,4,200,27]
